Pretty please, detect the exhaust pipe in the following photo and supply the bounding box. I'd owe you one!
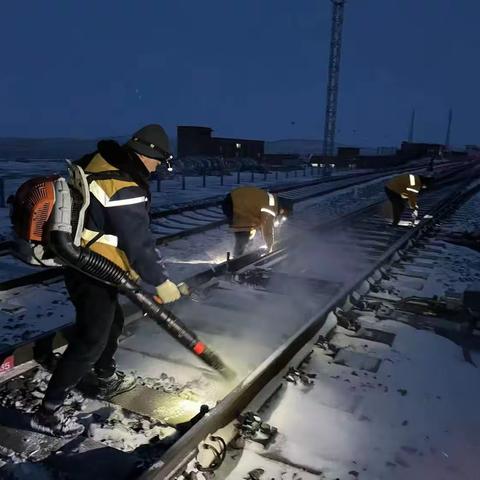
[49,178,235,379]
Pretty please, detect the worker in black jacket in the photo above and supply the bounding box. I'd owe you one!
[32,124,183,437]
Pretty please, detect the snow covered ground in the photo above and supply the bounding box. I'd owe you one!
[0,167,392,361]
[0,159,453,478]
[0,158,360,241]
[212,189,480,480]
[229,321,480,480]
[0,171,394,359]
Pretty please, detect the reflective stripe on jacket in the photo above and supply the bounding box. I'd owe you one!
[230,186,278,248]
[77,142,168,286]
[386,174,422,209]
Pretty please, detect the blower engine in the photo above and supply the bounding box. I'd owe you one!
[11,175,61,266]
[10,161,90,267]
[9,164,234,379]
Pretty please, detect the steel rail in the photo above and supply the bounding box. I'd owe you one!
[143,174,479,480]
[0,163,440,292]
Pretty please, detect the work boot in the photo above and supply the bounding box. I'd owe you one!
[78,370,137,400]
[96,371,137,399]
[30,404,84,438]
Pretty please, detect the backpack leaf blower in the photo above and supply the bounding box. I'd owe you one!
[10,166,235,380]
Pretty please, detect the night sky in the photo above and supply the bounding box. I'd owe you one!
[0,0,478,147]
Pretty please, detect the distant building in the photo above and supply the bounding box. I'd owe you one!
[400,141,443,158]
[177,126,264,159]
[337,147,360,158]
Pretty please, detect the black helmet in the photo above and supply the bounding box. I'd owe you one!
[127,124,172,161]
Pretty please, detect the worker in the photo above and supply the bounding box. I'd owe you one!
[385,174,432,225]
[222,186,292,257]
[32,124,184,437]
[428,147,443,173]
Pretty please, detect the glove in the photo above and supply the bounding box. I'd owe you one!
[412,209,418,219]
[155,279,181,304]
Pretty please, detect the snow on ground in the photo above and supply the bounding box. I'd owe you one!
[0,366,177,452]
[0,161,436,388]
[215,188,480,480]
[442,187,480,233]
[162,174,391,282]
[242,322,480,480]
[0,170,379,353]
[384,192,480,300]
[115,276,330,406]
[388,241,480,299]
[0,284,73,354]
[0,161,358,241]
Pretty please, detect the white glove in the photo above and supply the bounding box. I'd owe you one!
[155,279,181,304]
[412,209,418,218]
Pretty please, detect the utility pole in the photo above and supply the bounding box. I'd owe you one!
[444,108,452,149]
[408,108,415,142]
[323,0,346,158]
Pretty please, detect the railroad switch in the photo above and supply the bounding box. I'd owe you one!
[284,366,316,386]
[236,411,278,448]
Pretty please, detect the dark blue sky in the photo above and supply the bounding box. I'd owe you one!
[0,0,478,147]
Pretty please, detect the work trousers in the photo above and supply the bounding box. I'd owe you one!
[222,194,252,257]
[385,187,405,225]
[43,268,124,407]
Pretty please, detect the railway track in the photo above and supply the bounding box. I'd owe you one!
[142,165,480,479]
[0,162,477,479]
[0,161,464,292]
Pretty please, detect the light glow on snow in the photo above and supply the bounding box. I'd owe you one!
[167,256,225,265]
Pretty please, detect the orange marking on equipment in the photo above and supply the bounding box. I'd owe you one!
[193,342,206,355]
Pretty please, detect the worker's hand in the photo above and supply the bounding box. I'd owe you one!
[412,208,419,219]
[155,279,181,304]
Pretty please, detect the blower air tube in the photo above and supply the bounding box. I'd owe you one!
[49,229,235,380]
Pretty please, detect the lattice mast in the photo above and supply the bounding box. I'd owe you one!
[323,0,346,157]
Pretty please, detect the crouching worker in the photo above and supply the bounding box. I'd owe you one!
[222,186,292,257]
[32,124,183,437]
[385,174,433,226]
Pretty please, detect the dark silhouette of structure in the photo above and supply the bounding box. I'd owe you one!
[177,126,264,159]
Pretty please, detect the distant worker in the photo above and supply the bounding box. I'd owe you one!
[428,147,443,172]
[222,186,292,257]
[385,174,432,225]
[32,124,184,437]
